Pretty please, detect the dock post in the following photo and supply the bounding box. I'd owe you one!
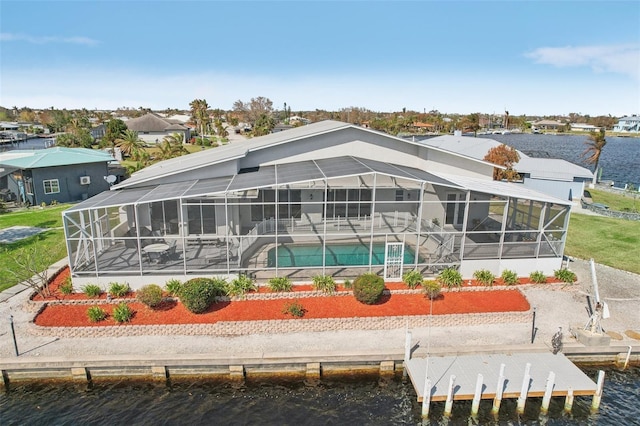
[421,378,432,418]
[403,331,412,377]
[540,371,556,415]
[564,387,574,413]
[443,374,456,417]
[517,362,531,414]
[591,370,605,413]
[491,363,506,416]
[471,373,483,418]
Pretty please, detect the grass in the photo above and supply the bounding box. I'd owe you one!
[588,188,639,212]
[566,213,640,274]
[0,204,70,292]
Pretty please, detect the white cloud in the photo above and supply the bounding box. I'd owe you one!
[0,32,99,46]
[525,44,640,79]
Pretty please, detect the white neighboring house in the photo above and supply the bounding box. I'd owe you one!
[125,113,191,144]
[422,134,593,203]
[613,115,640,133]
[570,123,599,132]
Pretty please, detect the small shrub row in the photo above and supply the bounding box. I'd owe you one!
[438,268,463,290]
[226,275,256,298]
[268,276,292,292]
[473,269,495,286]
[137,284,164,308]
[554,268,577,283]
[179,277,226,314]
[312,275,336,294]
[402,270,423,289]
[108,282,130,297]
[423,279,442,300]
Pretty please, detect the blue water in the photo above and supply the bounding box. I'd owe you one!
[1,367,638,425]
[486,133,640,189]
[0,137,55,151]
[268,243,421,267]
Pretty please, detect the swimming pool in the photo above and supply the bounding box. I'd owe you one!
[267,243,422,267]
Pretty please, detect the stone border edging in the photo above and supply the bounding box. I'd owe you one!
[28,310,531,338]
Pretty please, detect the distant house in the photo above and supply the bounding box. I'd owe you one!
[613,115,640,133]
[570,123,599,132]
[90,124,106,140]
[421,135,593,203]
[532,120,564,131]
[0,147,115,205]
[125,113,190,144]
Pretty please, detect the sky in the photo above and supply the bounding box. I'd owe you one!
[1,0,639,116]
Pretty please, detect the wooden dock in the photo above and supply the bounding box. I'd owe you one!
[405,352,597,403]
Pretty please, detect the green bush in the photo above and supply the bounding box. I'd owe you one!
[179,277,226,314]
[402,270,423,289]
[137,284,164,308]
[108,282,130,297]
[501,269,519,286]
[87,306,107,322]
[82,284,103,298]
[473,269,495,286]
[282,300,305,317]
[267,276,292,292]
[530,271,547,284]
[438,268,463,290]
[352,273,385,305]
[423,280,442,300]
[112,303,133,323]
[554,268,577,283]
[226,275,256,298]
[59,276,74,295]
[342,278,352,289]
[164,278,182,296]
[312,275,336,294]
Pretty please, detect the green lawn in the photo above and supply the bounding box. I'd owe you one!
[0,204,71,292]
[588,188,640,213]
[566,213,640,275]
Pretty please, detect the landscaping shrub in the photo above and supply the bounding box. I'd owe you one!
[226,275,256,298]
[179,277,226,314]
[282,300,305,317]
[87,306,107,322]
[423,280,442,300]
[164,279,182,296]
[342,278,352,289]
[530,270,547,284]
[108,282,130,297]
[554,268,577,283]
[312,275,336,294]
[501,269,519,286]
[352,273,385,305]
[137,284,164,308]
[402,270,423,289]
[82,284,102,298]
[267,276,292,292]
[112,303,133,323]
[438,268,463,290]
[473,269,495,286]
[59,276,74,295]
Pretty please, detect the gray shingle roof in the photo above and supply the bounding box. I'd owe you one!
[125,113,188,132]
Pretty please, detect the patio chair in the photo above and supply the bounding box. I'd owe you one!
[160,240,177,262]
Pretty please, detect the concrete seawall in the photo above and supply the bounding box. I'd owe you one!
[2,342,638,389]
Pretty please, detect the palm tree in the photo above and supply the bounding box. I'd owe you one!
[116,129,145,158]
[582,128,607,184]
[157,133,188,160]
[189,99,210,142]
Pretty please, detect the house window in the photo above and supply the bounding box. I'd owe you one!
[43,179,60,194]
[325,189,372,219]
[186,200,216,235]
[251,189,301,221]
[445,193,466,226]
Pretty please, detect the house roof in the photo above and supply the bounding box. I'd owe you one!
[0,147,115,169]
[420,134,593,182]
[68,155,463,212]
[113,120,494,190]
[125,113,188,132]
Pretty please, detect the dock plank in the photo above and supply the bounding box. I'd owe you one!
[405,352,597,402]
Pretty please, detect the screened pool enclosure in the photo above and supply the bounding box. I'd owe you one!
[63,156,570,287]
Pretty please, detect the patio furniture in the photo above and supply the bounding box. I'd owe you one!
[143,243,170,263]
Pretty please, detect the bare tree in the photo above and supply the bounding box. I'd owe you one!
[6,240,59,298]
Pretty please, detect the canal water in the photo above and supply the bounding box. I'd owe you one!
[1,366,638,425]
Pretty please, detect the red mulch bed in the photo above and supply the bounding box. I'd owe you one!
[34,291,530,327]
[33,266,535,327]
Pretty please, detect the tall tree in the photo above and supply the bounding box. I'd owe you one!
[460,113,481,136]
[102,118,128,148]
[233,96,274,129]
[483,144,520,181]
[582,128,607,184]
[157,133,189,160]
[189,98,210,142]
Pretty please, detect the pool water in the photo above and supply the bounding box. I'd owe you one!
[267,243,421,267]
